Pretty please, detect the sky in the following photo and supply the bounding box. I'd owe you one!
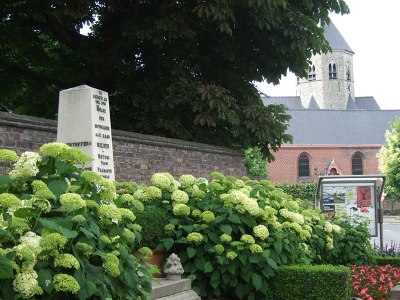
[256,0,400,109]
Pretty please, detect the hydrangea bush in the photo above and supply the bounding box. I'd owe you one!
[133,172,359,299]
[0,144,152,299]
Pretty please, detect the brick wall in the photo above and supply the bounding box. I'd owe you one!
[0,112,245,183]
[269,144,382,183]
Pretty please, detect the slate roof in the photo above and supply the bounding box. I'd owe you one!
[285,110,400,144]
[262,96,381,111]
[324,22,354,53]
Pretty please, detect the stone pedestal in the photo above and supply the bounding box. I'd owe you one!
[57,85,115,180]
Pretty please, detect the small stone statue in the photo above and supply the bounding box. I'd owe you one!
[164,253,184,280]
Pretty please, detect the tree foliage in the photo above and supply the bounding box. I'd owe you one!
[244,147,268,177]
[0,0,349,160]
[378,117,400,200]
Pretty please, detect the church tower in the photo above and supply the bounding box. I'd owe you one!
[296,22,355,109]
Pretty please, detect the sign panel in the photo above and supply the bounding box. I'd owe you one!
[321,182,377,236]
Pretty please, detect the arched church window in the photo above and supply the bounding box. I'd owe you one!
[329,62,337,79]
[346,61,351,81]
[298,153,310,177]
[352,153,363,175]
[308,65,316,81]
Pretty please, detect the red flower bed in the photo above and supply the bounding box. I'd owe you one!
[352,265,400,299]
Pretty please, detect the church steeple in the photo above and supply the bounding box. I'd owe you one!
[296,22,355,109]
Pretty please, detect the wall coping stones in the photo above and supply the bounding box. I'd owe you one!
[0,111,243,157]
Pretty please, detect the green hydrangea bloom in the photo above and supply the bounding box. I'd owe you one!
[241,198,259,216]
[119,208,136,221]
[81,170,102,183]
[32,199,51,213]
[0,193,21,209]
[61,148,93,164]
[332,224,341,234]
[171,190,189,204]
[98,178,116,203]
[213,244,225,255]
[324,222,333,233]
[249,244,263,254]
[75,242,93,255]
[39,143,69,157]
[103,253,120,277]
[40,233,67,251]
[13,270,43,299]
[0,149,19,161]
[219,234,232,243]
[253,225,269,240]
[138,247,153,259]
[32,180,56,200]
[86,200,99,210]
[164,224,175,231]
[187,232,203,243]
[201,211,215,223]
[226,251,237,260]
[9,152,41,181]
[59,193,86,213]
[53,274,80,294]
[143,186,162,200]
[123,228,135,242]
[240,234,255,244]
[100,235,112,244]
[172,203,190,216]
[151,173,173,189]
[286,200,300,212]
[290,222,302,233]
[129,223,142,232]
[14,244,36,270]
[10,216,30,235]
[191,186,206,199]
[54,253,80,269]
[72,215,86,223]
[300,230,312,240]
[98,204,122,221]
[191,209,202,217]
[179,174,196,187]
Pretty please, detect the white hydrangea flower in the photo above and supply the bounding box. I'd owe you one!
[9,152,41,180]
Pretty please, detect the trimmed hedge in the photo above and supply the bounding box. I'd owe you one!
[270,265,352,300]
[375,256,400,267]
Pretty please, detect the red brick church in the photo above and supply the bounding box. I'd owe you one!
[263,22,400,183]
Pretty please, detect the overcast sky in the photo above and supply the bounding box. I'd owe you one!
[256,0,400,109]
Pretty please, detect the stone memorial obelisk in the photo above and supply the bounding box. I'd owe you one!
[57,85,115,180]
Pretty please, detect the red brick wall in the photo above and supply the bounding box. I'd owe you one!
[269,145,382,183]
[0,112,245,183]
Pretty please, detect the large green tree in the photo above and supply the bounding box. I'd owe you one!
[378,117,400,200]
[0,0,348,160]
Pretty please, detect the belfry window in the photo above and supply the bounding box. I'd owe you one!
[329,63,337,79]
[352,153,363,175]
[346,61,351,80]
[308,65,316,81]
[298,154,310,177]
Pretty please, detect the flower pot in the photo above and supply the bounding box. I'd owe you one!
[146,251,169,278]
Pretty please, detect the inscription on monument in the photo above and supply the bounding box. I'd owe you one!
[57,85,115,180]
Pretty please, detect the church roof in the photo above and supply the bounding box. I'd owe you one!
[261,96,304,109]
[324,22,354,54]
[285,109,400,144]
[262,96,380,111]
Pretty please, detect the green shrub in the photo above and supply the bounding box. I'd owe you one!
[275,182,317,208]
[142,172,348,299]
[244,147,267,177]
[318,216,376,266]
[270,264,352,300]
[375,256,400,267]
[0,144,152,299]
[135,205,171,249]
